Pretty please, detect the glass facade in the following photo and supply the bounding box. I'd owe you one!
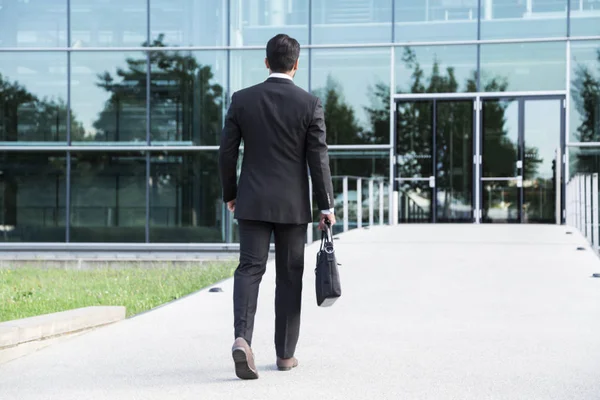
[70,51,148,143]
[311,48,390,144]
[70,152,146,242]
[0,0,598,243]
[479,42,567,92]
[70,0,147,48]
[0,152,66,242]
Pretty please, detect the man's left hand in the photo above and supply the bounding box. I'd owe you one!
[227,200,236,212]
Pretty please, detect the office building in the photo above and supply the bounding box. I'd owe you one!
[0,0,598,245]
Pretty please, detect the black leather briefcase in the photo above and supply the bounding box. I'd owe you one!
[315,222,341,307]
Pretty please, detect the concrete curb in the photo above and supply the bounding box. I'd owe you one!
[0,306,126,364]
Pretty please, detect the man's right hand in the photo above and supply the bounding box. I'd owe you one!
[227,199,236,212]
[318,213,336,231]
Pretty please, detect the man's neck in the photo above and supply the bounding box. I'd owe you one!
[269,72,294,81]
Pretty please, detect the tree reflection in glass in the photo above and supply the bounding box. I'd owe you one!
[148,35,224,145]
[0,152,66,242]
[0,53,77,142]
[572,45,600,176]
[0,77,67,142]
[572,63,600,144]
[150,152,226,243]
[88,34,224,144]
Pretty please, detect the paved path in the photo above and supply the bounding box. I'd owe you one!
[2,225,600,400]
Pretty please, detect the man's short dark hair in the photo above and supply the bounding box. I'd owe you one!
[266,34,300,73]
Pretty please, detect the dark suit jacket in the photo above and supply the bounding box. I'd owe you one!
[219,77,334,224]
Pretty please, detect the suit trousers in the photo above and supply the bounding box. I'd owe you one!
[234,219,307,359]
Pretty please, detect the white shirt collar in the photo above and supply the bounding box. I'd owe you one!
[268,72,294,81]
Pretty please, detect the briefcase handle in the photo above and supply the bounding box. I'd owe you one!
[320,220,334,253]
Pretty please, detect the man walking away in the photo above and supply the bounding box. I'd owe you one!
[219,33,336,380]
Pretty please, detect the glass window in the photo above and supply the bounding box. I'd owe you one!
[70,0,147,47]
[149,151,223,243]
[436,100,474,222]
[329,149,389,179]
[481,0,568,39]
[480,42,566,92]
[570,0,600,37]
[523,99,562,223]
[151,0,226,47]
[70,152,146,242]
[482,99,519,178]
[314,150,390,236]
[395,0,478,42]
[150,50,226,146]
[569,146,600,176]
[230,0,308,46]
[395,45,477,94]
[71,52,147,144]
[230,49,308,93]
[0,52,67,142]
[0,152,66,242]
[570,41,600,143]
[0,0,67,48]
[311,0,392,44]
[311,48,390,145]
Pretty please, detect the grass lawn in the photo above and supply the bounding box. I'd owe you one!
[0,262,236,322]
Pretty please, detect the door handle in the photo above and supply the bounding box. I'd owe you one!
[429,176,435,188]
[517,176,523,188]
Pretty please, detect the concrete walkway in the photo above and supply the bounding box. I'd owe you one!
[1,225,600,400]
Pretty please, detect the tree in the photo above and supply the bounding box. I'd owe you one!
[88,35,225,240]
[363,82,391,145]
[313,75,363,146]
[93,34,224,145]
[362,47,544,221]
[147,34,224,145]
[0,73,85,142]
[312,75,380,179]
[0,75,36,141]
[571,48,600,173]
[0,72,85,235]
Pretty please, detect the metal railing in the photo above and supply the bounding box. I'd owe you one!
[398,189,430,222]
[566,173,599,252]
[307,175,389,243]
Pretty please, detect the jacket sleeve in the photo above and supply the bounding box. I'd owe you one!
[219,93,242,203]
[306,97,335,212]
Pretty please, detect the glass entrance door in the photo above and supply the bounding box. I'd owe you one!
[395,94,564,224]
[436,100,474,222]
[480,97,564,223]
[481,99,522,222]
[523,99,564,223]
[395,99,474,223]
[396,100,434,222]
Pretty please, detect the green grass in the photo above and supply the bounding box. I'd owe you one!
[0,262,236,322]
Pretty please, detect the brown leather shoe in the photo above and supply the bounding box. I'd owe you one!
[276,357,299,371]
[232,338,259,380]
